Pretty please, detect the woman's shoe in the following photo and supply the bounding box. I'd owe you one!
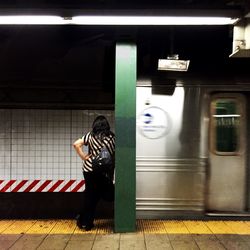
[76,219,83,229]
[76,220,94,231]
[84,223,94,231]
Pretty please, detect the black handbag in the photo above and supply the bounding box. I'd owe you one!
[92,145,113,173]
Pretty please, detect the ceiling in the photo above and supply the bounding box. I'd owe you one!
[0,0,249,107]
[0,0,249,12]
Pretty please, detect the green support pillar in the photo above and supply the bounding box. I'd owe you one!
[114,43,136,232]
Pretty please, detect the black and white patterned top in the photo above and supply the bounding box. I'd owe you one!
[82,132,115,172]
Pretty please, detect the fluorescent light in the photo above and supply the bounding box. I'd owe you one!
[72,16,237,25]
[0,15,238,25]
[213,115,240,117]
[0,15,68,25]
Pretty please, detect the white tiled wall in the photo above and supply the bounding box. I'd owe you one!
[0,109,114,181]
[0,110,11,179]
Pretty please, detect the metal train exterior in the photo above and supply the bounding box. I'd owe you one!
[136,79,250,218]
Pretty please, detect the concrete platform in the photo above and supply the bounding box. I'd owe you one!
[1,219,250,249]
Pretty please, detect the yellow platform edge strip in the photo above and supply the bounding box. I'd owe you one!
[1,220,250,235]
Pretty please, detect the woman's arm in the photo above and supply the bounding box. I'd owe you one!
[73,138,91,161]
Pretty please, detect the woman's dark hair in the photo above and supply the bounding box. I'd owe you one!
[92,115,113,138]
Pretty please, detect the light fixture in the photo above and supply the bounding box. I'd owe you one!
[230,16,250,58]
[72,16,238,25]
[0,15,68,25]
[158,55,190,72]
[157,27,190,72]
[0,15,238,25]
[158,58,190,72]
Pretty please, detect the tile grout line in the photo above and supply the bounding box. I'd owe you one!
[33,220,58,249]
[0,220,16,234]
[91,228,98,250]
[4,220,38,250]
[6,234,23,250]
[183,221,201,250]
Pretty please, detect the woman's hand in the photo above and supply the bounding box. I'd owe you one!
[84,154,92,161]
[73,138,89,161]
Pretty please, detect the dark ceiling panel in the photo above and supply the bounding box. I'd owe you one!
[0,0,248,10]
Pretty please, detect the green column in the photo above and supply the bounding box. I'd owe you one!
[114,43,136,232]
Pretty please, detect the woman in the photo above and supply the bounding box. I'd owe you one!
[73,115,115,231]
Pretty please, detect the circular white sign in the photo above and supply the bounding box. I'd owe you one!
[138,106,171,139]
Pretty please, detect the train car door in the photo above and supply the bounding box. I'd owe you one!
[207,93,246,212]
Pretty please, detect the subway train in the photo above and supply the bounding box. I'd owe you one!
[136,77,250,219]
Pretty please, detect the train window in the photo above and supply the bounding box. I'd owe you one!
[212,99,241,154]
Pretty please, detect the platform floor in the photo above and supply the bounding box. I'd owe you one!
[1,219,250,249]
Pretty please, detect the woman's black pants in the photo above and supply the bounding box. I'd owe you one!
[79,171,114,226]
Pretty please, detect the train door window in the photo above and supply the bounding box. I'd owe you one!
[211,97,243,155]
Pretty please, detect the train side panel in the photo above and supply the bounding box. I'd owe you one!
[136,86,207,218]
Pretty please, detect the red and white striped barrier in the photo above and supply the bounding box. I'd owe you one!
[0,180,85,192]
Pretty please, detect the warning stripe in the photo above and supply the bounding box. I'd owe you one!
[47,180,64,192]
[0,180,16,192]
[0,180,85,192]
[71,180,85,192]
[59,180,76,192]
[36,180,52,192]
[12,180,29,192]
[23,180,40,192]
